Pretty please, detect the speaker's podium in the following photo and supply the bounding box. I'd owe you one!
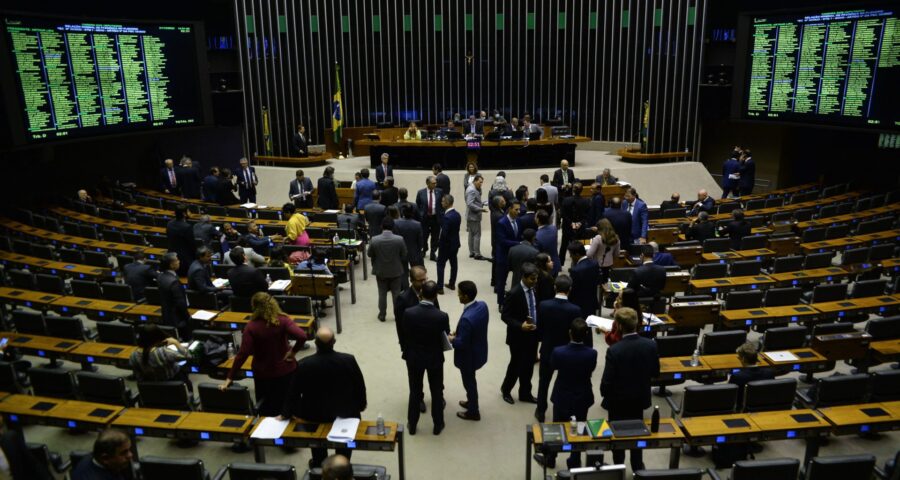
[288,274,343,333]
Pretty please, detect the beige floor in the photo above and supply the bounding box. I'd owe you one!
[17,158,899,479]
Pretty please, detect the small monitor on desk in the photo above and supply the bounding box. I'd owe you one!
[440,130,463,141]
[502,131,525,140]
[362,133,380,141]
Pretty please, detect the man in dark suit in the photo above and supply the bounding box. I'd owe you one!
[534,318,597,469]
[236,157,259,203]
[594,168,618,186]
[166,204,195,276]
[659,193,682,213]
[70,429,131,480]
[587,184,606,228]
[394,266,440,415]
[722,152,742,198]
[397,188,419,222]
[432,164,451,198]
[394,205,424,288]
[567,241,601,318]
[690,189,715,216]
[535,275,584,422]
[368,218,407,322]
[202,166,220,203]
[158,253,191,334]
[363,191,388,237]
[375,153,393,186]
[416,176,444,261]
[500,262,540,405]
[192,214,216,247]
[738,150,755,196]
[622,188,649,245]
[495,200,523,306]
[123,251,157,302]
[160,158,180,195]
[686,211,716,243]
[534,210,561,277]
[603,197,633,247]
[558,183,590,266]
[519,198,538,233]
[337,204,364,233]
[402,281,450,435]
[177,158,202,199]
[317,166,339,210]
[627,246,667,298]
[289,169,315,208]
[649,242,678,267]
[437,195,461,293]
[719,208,752,250]
[226,247,268,299]
[600,307,659,471]
[292,124,310,157]
[188,246,231,305]
[507,228,539,287]
[450,281,489,421]
[551,159,577,199]
[730,341,775,411]
[215,168,240,205]
[242,221,281,256]
[380,177,399,207]
[281,326,367,469]
[464,115,484,136]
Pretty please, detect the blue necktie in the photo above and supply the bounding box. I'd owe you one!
[526,288,536,322]
[512,220,518,237]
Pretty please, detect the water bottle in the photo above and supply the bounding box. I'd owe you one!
[570,416,577,435]
[376,413,385,436]
[650,405,660,433]
[266,274,272,287]
[690,348,700,367]
[226,342,235,358]
[333,232,340,246]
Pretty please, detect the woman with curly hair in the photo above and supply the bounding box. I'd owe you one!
[220,292,309,415]
[585,218,621,285]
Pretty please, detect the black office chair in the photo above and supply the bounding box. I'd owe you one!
[554,465,627,479]
[817,205,839,219]
[44,315,93,340]
[825,224,850,240]
[273,295,313,315]
[140,456,209,480]
[121,231,146,246]
[870,370,900,402]
[100,282,134,302]
[633,469,705,480]
[257,209,281,221]
[851,279,887,298]
[744,199,766,211]
[655,334,699,358]
[219,463,297,480]
[58,248,84,264]
[866,316,900,340]
[692,263,728,280]
[191,329,235,346]
[738,235,767,251]
[840,247,870,267]
[199,382,256,415]
[144,286,162,306]
[146,234,170,249]
[796,373,869,408]
[82,250,109,268]
[730,260,762,277]
[801,228,827,243]
[805,454,875,480]
[763,287,802,307]
[187,290,219,310]
[724,291,764,310]
[12,309,46,335]
[677,384,738,416]
[803,252,834,269]
[10,239,32,256]
[729,458,799,480]
[7,268,36,290]
[203,205,227,216]
[35,274,66,295]
[30,244,55,260]
[0,361,28,394]
[102,229,124,243]
[869,243,896,262]
[70,279,104,299]
[743,378,797,413]
[96,321,137,345]
[135,214,155,226]
[229,296,252,313]
[700,331,747,355]
[75,371,139,406]
[25,442,70,475]
[28,368,78,399]
[259,266,291,281]
[138,381,195,410]
[663,208,685,218]
[760,326,807,351]
[703,238,732,253]
[111,210,132,223]
[805,283,848,304]
[213,264,234,278]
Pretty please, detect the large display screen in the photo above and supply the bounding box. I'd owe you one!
[738,7,899,130]
[2,15,204,142]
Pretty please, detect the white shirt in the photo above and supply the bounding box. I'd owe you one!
[554,294,568,300]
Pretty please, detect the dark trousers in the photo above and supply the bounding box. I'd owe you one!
[559,225,574,266]
[436,248,458,288]
[422,215,441,255]
[501,340,537,397]
[459,368,479,414]
[609,405,646,470]
[741,185,753,195]
[239,188,256,203]
[546,403,590,468]
[407,361,444,428]
[311,447,352,469]
[495,262,508,305]
[536,357,554,417]
[253,370,295,417]
[721,185,738,199]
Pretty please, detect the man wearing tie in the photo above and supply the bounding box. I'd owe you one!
[500,262,540,405]
[465,174,487,260]
[415,176,444,261]
[160,158,180,195]
[292,124,309,157]
[495,201,523,306]
[289,169,314,208]
[465,115,484,136]
[450,281,489,421]
[690,189,715,216]
[375,153,393,187]
[622,188,649,244]
[402,281,450,435]
[236,157,258,203]
[437,195,461,294]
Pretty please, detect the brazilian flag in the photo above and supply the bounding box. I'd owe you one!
[332,63,343,145]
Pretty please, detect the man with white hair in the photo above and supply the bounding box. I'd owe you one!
[236,157,258,203]
[159,158,180,195]
[690,189,715,216]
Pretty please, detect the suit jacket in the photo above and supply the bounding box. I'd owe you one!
[495,215,522,267]
[193,222,216,246]
[375,164,393,184]
[292,132,310,156]
[394,218,424,266]
[166,219,195,274]
[439,209,461,252]
[397,200,420,222]
[282,349,367,421]
[722,158,741,189]
[1,429,54,480]
[539,183,559,209]
[394,288,441,354]
[160,167,180,193]
[551,343,597,413]
[354,178,377,210]
[187,260,217,294]
[720,220,752,250]
[507,241,539,286]
[464,185,484,223]
[518,212,537,234]
[687,221,716,243]
[595,174,619,186]
[367,231,407,279]
[363,201,387,237]
[415,187,445,220]
[289,177,315,206]
[464,121,484,135]
[552,168,577,194]
[124,262,157,300]
[537,297,586,358]
[435,173,451,198]
[236,166,258,196]
[227,263,268,299]
[535,225,561,277]
[402,301,450,368]
[627,262,667,298]
[216,177,240,205]
[501,283,539,347]
[600,334,660,411]
[739,157,755,192]
[653,252,678,267]
[202,174,219,202]
[588,193,606,227]
[659,200,683,212]
[453,300,489,371]
[560,196,590,235]
[316,176,339,210]
[603,208,633,246]
[622,198,649,241]
[337,212,363,232]
[178,166,202,199]
[690,196,716,216]
[380,186,399,206]
[569,257,601,317]
[159,271,190,329]
[242,233,271,255]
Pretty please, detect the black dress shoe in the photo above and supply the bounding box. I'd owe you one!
[408,424,416,435]
[446,283,455,290]
[473,254,484,260]
[457,411,480,421]
[518,394,538,404]
[501,392,515,405]
[459,400,468,408]
[378,316,385,322]
[534,409,545,423]
[433,423,445,435]
[419,400,427,413]
[533,453,556,469]
[430,253,437,261]
[437,288,445,295]
[469,253,475,258]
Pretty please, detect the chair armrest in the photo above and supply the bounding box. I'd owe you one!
[795,386,814,406]
[84,328,98,340]
[873,465,887,479]
[665,395,681,414]
[212,465,229,480]
[127,390,140,407]
[707,467,723,480]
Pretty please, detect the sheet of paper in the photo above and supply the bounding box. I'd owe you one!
[251,417,290,439]
[327,417,360,443]
[191,310,218,321]
[324,209,340,214]
[764,351,800,363]
[240,203,257,209]
[442,332,453,351]
[644,313,665,325]
[212,278,229,288]
[586,315,615,332]
[268,279,292,292]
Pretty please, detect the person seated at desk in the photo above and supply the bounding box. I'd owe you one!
[296,247,333,275]
[267,246,293,278]
[283,202,312,247]
[322,454,354,480]
[71,429,133,480]
[464,115,484,137]
[188,246,232,305]
[718,208,752,251]
[437,119,459,139]
[730,341,775,411]
[77,189,94,204]
[227,247,268,298]
[223,237,267,267]
[627,245,666,299]
[244,221,283,255]
[659,192,682,212]
[594,168,619,186]
[124,251,158,302]
[403,121,422,140]
[649,241,678,267]
[522,115,543,139]
[686,211,716,243]
[689,189,715,216]
[130,324,192,389]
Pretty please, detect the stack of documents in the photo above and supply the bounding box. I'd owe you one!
[763,351,800,363]
[251,417,289,439]
[327,417,360,443]
[191,310,218,321]
[268,279,292,292]
[212,278,229,288]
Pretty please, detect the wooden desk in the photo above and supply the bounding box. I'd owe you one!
[720,304,821,328]
[0,287,62,309]
[0,394,64,424]
[680,414,760,445]
[702,249,777,263]
[882,258,900,276]
[662,272,691,296]
[800,237,864,255]
[795,204,900,231]
[112,407,188,438]
[217,355,253,379]
[123,304,200,323]
[761,348,832,375]
[870,338,900,363]
[657,356,712,382]
[768,236,801,256]
[647,227,682,246]
[177,411,254,442]
[667,301,721,329]
[666,245,703,268]
[852,295,900,317]
[689,275,775,295]
[66,342,137,369]
[701,354,744,374]
[290,274,343,333]
[813,295,900,320]
[45,400,124,430]
[2,332,81,358]
[0,250,114,279]
[209,312,315,334]
[747,409,830,463]
[853,229,900,246]
[735,248,778,261]
[701,251,742,263]
[819,402,900,435]
[49,206,165,235]
[0,219,167,258]
[768,267,851,287]
[51,296,134,319]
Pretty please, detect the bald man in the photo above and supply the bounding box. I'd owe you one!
[552,160,577,198]
[322,454,353,480]
[160,158,180,194]
[281,327,367,469]
[690,189,715,216]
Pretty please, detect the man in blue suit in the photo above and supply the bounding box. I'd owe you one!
[721,153,741,199]
[375,153,393,186]
[649,242,678,267]
[202,166,220,203]
[451,281,489,421]
[533,318,597,469]
[416,176,445,261]
[353,168,377,211]
[288,169,315,208]
[495,201,523,306]
[689,189,716,217]
[437,195,461,293]
[534,210,561,277]
[567,241,600,318]
[738,150,755,196]
[622,188,649,244]
[603,197,633,247]
[535,275,584,422]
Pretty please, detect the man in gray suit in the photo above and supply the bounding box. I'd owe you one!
[507,228,540,286]
[465,174,488,260]
[368,217,408,322]
[364,190,388,237]
[394,204,424,290]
